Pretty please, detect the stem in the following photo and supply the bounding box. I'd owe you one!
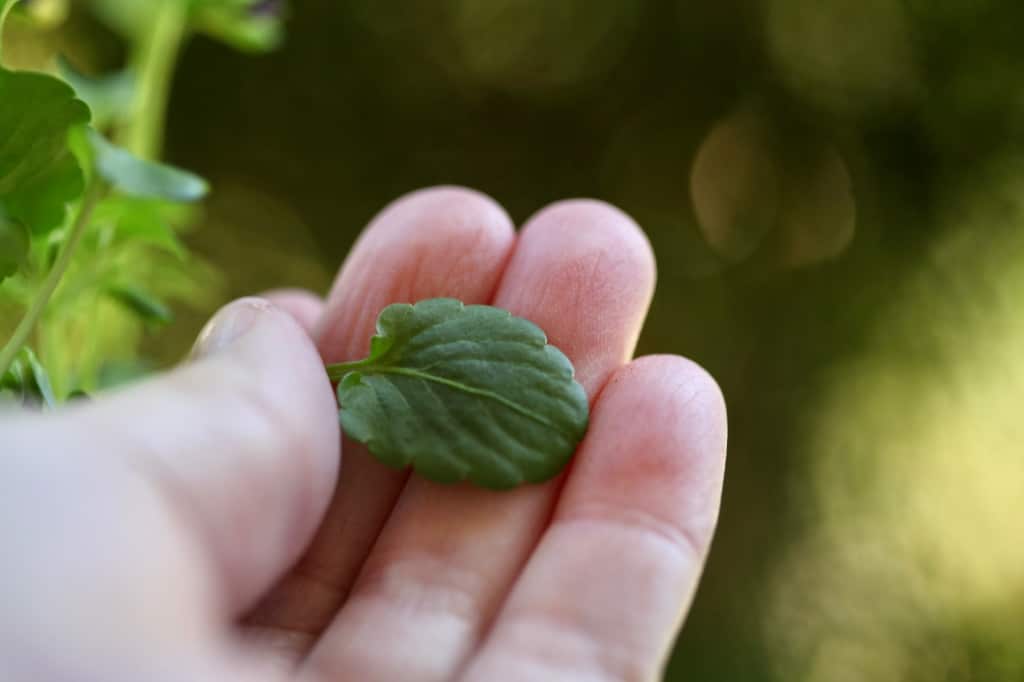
[0,183,105,378]
[326,359,376,383]
[0,1,15,57]
[124,0,189,159]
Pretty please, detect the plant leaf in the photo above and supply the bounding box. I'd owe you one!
[331,298,589,489]
[57,57,135,129]
[0,68,90,233]
[86,129,209,202]
[0,204,29,280]
[1,347,57,409]
[86,0,162,38]
[106,284,174,324]
[93,195,189,259]
[192,0,288,53]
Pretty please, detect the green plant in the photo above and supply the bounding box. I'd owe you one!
[0,0,288,402]
[1,1,588,489]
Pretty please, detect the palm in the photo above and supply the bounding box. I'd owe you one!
[241,188,727,680]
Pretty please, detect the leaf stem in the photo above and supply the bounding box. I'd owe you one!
[326,359,375,382]
[0,0,15,57]
[0,182,105,378]
[124,0,189,159]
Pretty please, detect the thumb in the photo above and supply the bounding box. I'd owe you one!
[61,297,341,614]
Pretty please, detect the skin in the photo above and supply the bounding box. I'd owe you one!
[0,188,727,682]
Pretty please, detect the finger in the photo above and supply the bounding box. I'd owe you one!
[0,299,338,676]
[304,200,656,680]
[461,356,727,681]
[246,187,516,651]
[262,288,325,334]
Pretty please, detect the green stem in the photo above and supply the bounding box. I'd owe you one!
[124,0,189,159]
[326,359,376,382]
[0,182,105,378]
[0,1,15,58]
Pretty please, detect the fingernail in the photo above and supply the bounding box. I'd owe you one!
[192,298,274,357]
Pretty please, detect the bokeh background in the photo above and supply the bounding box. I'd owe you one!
[15,1,1024,679]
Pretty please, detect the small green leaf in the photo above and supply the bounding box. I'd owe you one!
[57,57,135,129]
[0,68,90,233]
[106,285,174,324]
[86,129,209,202]
[0,0,16,41]
[0,204,29,280]
[193,0,287,53]
[93,195,189,259]
[328,299,590,490]
[12,0,69,29]
[86,0,162,38]
[1,347,57,409]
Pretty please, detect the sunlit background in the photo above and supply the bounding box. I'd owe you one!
[7,1,1024,679]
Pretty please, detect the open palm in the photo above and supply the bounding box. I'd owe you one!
[0,188,726,682]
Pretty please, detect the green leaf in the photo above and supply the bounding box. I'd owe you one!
[93,195,189,259]
[1,347,57,409]
[0,69,90,233]
[329,298,590,490]
[106,285,174,324]
[193,0,287,53]
[12,0,69,29]
[87,129,208,202]
[0,0,16,41]
[0,204,29,280]
[57,57,135,129]
[86,0,163,38]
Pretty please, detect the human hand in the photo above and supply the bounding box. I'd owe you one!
[0,188,727,682]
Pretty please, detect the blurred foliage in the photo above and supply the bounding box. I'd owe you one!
[0,0,290,398]
[5,0,1024,679]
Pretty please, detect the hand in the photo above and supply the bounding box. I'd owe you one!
[0,188,727,682]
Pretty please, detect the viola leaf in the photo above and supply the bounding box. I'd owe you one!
[106,284,174,324]
[87,129,208,202]
[0,68,90,234]
[0,204,29,280]
[0,0,15,38]
[57,57,135,129]
[22,346,56,408]
[86,0,161,38]
[329,298,590,490]
[93,195,189,259]
[193,0,288,53]
[1,347,56,409]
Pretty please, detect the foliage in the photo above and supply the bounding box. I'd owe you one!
[0,0,288,403]
[328,299,589,489]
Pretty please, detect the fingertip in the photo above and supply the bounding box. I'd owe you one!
[611,354,728,454]
[356,185,515,268]
[499,199,657,393]
[320,185,517,361]
[570,354,727,553]
[261,288,325,336]
[521,198,657,290]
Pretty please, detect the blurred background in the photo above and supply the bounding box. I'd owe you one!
[9,0,1024,679]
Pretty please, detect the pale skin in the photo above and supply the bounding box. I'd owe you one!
[0,188,727,682]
